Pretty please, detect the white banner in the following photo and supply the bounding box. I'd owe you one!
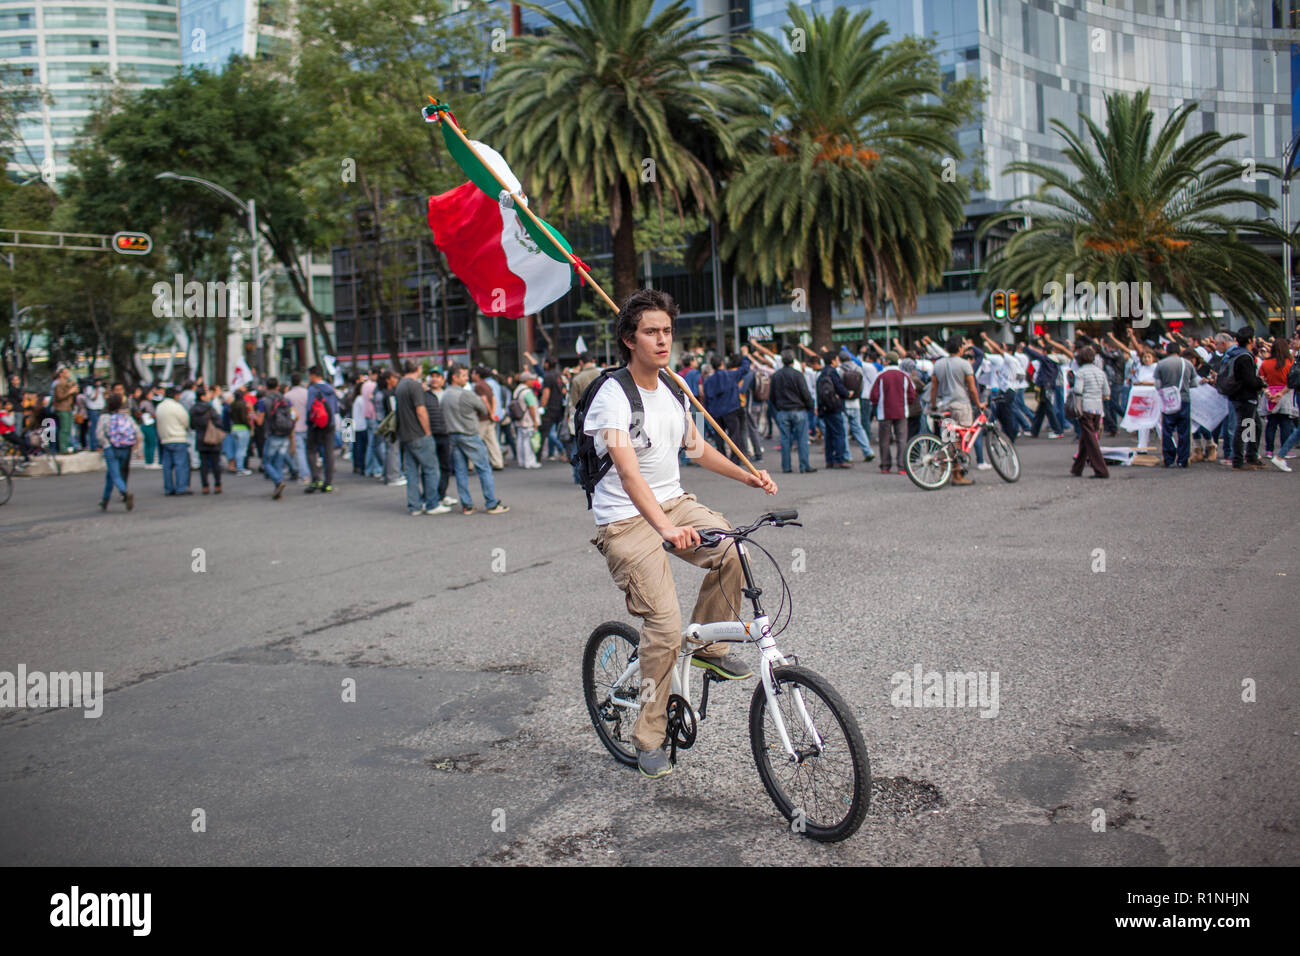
[228,357,253,390]
[1189,383,1230,432]
[1120,385,1161,432]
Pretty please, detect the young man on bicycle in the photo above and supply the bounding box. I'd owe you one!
[586,289,778,779]
[928,334,985,486]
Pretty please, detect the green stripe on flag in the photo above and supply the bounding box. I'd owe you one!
[439,122,574,265]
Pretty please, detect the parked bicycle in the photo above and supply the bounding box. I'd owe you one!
[582,510,871,842]
[904,409,1019,490]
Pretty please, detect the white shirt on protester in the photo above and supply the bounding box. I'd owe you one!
[583,376,690,526]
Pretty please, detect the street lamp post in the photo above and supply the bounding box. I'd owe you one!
[154,172,265,374]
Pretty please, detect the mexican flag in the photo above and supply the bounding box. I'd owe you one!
[427,139,573,319]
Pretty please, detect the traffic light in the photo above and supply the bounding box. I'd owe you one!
[112,231,152,255]
[1007,290,1019,321]
[991,290,1008,322]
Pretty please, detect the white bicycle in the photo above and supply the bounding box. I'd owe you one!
[582,510,870,842]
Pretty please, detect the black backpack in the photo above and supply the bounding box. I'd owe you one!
[268,397,295,437]
[572,367,688,510]
[1216,350,1247,398]
[816,371,842,413]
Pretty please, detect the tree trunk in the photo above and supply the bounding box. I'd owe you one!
[610,178,637,307]
[809,270,834,353]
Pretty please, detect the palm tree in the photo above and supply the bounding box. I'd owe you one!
[720,4,976,351]
[472,0,749,306]
[980,89,1283,330]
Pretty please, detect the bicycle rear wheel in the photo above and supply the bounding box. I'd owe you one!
[750,666,870,842]
[0,464,11,506]
[582,621,642,767]
[986,427,1020,482]
[904,434,952,490]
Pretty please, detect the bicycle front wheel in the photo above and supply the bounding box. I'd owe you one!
[750,666,870,842]
[986,427,1020,482]
[904,434,952,490]
[582,621,642,767]
[0,466,11,506]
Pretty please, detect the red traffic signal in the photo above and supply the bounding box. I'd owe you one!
[112,231,152,255]
[1007,290,1019,320]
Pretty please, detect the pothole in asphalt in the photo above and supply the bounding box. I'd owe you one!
[425,752,488,773]
[1064,715,1173,751]
[481,663,542,675]
[870,775,944,816]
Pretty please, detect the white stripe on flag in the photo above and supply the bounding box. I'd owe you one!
[499,205,572,315]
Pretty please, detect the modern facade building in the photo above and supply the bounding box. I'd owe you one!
[179,0,293,72]
[1,0,182,183]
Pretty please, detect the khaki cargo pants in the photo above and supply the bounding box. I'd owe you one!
[592,493,744,752]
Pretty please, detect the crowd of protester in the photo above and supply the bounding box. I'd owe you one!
[4,322,1296,511]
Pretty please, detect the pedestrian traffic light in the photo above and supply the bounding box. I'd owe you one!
[1007,290,1019,321]
[991,290,1008,322]
[112,231,152,255]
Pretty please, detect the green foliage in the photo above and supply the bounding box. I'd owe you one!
[979,89,1283,328]
[719,3,978,348]
[472,0,752,303]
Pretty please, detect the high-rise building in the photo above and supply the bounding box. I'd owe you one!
[179,0,293,73]
[2,1,182,184]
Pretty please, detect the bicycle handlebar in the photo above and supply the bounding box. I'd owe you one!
[661,510,800,550]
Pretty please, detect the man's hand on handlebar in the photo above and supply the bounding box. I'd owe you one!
[660,525,702,550]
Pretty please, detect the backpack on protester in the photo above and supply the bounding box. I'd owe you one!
[817,372,842,414]
[1215,352,1246,398]
[268,397,295,437]
[1064,371,1082,421]
[508,385,530,424]
[572,367,688,510]
[309,396,331,429]
[753,366,771,402]
[839,363,863,397]
[107,413,136,448]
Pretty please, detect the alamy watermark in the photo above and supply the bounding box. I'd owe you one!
[889,664,999,718]
[152,274,260,326]
[1041,274,1152,328]
[0,664,103,718]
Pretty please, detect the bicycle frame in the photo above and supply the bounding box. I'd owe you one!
[937,410,989,457]
[601,541,823,762]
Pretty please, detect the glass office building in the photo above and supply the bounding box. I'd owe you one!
[1,0,182,183]
[179,0,292,73]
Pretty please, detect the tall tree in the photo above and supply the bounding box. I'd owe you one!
[979,89,1283,329]
[294,0,498,369]
[65,61,337,364]
[720,4,978,351]
[472,0,751,306]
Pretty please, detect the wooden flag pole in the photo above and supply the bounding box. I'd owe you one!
[428,98,761,479]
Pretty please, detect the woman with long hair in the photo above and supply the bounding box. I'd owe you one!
[1260,337,1295,461]
[189,385,224,494]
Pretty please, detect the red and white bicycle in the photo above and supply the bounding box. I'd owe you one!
[904,408,1020,490]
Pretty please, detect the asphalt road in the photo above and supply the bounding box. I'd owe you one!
[1,433,1296,866]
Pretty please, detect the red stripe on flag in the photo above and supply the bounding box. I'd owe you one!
[427,184,527,319]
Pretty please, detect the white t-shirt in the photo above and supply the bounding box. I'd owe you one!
[583,376,690,525]
[1010,352,1030,389]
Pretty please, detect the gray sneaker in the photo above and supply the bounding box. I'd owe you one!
[637,747,673,779]
[690,652,752,680]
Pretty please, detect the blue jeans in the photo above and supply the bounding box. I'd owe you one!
[1219,403,1237,460]
[161,442,190,494]
[820,411,847,465]
[293,431,309,479]
[1161,404,1191,466]
[1276,415,1300,458]
[263,435,290,484]
[102,445,130,499]
[449,432,499,510]
[843,404,873,457]
[1011,390,1034,431]
[87,408,102,451]
[364,419,384,475]
[776,409,811,472]
[230,427,251,470]
[402,435,442,512]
